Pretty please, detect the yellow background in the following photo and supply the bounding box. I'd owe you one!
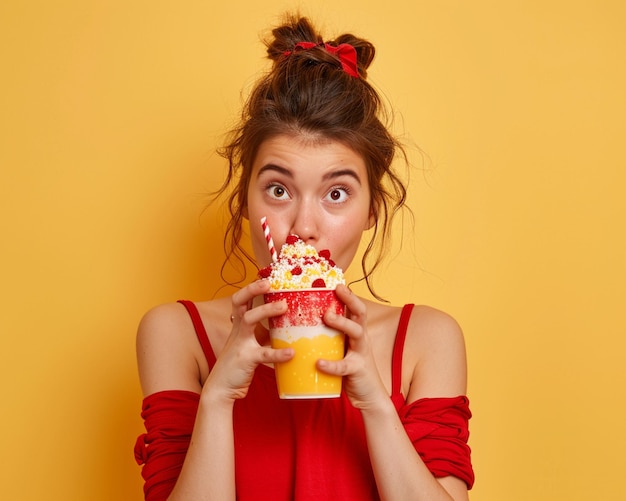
[1,1,624,499]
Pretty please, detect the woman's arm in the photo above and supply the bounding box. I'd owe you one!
[136,279,291,501]
[320,286,469,501]
[361,400,468,501]
[359,307,470,501]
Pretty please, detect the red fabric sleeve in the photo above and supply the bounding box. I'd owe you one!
[134,390,201,501]
[398,396,475,489]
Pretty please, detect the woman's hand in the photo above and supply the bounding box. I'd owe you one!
[202,279,293,403]
[317,284,388,410]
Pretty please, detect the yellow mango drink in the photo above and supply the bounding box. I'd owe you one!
[259,234,346,399]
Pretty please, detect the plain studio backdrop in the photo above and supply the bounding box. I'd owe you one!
[1,1,624,499]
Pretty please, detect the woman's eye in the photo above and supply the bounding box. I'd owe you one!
[267,184,289,200]
[326,187,349,203]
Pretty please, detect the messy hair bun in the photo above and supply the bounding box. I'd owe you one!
[266,16,376,79]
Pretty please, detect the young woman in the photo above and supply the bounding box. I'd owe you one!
[134,14,474,501]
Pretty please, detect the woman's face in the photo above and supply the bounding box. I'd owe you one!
[246,134,373,272]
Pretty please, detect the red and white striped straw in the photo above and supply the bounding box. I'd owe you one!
[260,216,278,262]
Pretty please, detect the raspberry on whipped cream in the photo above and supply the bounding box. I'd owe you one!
[258,235,345,290]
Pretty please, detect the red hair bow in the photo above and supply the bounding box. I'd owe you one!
[284,41,359,78]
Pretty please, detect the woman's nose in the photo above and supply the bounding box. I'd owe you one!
[290,200,320,243]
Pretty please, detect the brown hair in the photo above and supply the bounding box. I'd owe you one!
[215,14,408,301]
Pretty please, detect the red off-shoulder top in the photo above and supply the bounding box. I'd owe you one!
[134,302,474,500]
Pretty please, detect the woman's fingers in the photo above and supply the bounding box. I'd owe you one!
[230,279,270,318]
[244,299,287,326]
[323,309,362,342]
[317,355,359,376]
[229,279,287,328]
[259,345,294,364]
[324,285,367,348]
[334,284,367,323]
[319,286,380,389]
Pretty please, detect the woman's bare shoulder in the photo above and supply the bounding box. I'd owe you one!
[410,304,465,345]
[136,301,205,397]
[362,299,463,346]
[137,301,192,336]
[404,304,468,402]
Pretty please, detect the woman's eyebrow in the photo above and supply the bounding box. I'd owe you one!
[323,169,362,185]
[257,164,292,178]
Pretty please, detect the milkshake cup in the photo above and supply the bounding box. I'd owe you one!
[264,289,345,399]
